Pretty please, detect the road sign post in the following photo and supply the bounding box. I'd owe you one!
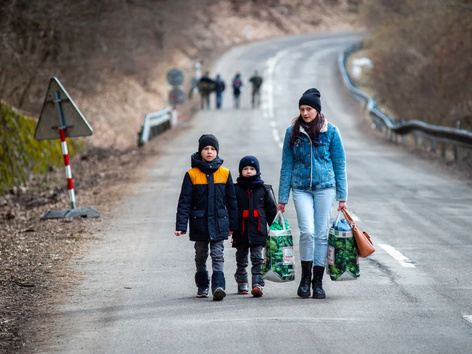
[167,69,185,127]
[35,77,100,220]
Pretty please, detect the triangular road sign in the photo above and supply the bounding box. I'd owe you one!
[35,77,93,140]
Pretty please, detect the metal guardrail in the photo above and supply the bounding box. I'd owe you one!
[339,41,472,161]
[138,107,176,147]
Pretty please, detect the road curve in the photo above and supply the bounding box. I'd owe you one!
[42,32,472,354]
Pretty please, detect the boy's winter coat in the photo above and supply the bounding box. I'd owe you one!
[232,183,277,247]
[176,153,238,241]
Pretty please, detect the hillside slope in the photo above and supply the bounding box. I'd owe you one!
[0,0,359,149]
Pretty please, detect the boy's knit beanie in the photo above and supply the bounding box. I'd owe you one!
[239,155,260,174]
[198,134,219,153]
[299,88,322,112]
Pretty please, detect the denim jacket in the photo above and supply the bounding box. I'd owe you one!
[278,122,348,204]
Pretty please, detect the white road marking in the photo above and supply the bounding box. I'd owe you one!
[263,49,289,150]
[378,244,415,268]
[181,317,370,324]
[464,315,472,325]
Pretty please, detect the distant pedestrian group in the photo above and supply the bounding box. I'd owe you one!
[195,70,264,110]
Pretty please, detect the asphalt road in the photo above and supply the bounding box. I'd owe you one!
[42,32,472,353]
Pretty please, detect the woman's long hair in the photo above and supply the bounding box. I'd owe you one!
[289,112,325,146]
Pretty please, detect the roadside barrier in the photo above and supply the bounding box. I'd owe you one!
[138,107,177,147]
[339,41,472,163]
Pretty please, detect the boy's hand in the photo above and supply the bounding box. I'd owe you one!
[228,231,233,236]
[337,201,347,211]
[277,203,286,213]
[174,231,186,236]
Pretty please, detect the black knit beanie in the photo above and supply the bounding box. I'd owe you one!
[239,155,260,174]
[198,134,219,153]
[299,88,322,112]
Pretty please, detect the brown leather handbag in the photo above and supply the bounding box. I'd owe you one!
[341,209,375,258]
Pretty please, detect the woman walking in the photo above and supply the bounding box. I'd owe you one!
[277,88,348,299]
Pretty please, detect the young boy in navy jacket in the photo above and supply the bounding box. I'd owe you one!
[175,134,237,301]
[232,156,277,297]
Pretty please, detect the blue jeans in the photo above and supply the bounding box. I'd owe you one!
[216,92,223,109]
[292,187,335,266]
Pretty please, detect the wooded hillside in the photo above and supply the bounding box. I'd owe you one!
[360,0,472,130]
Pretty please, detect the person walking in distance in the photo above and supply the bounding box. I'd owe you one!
[175,134,238,301]
[232,73,243,109]
[232,156,277,297]
[198,71,215,109]
[277,88,348,299]
[214,74,226,109]
[249,70,263,108]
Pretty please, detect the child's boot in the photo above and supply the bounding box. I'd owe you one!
[234,273,248,295]
[251,275,264,297]
[195,271,209,298]
[211,271,226,301]
[237,283,248,294]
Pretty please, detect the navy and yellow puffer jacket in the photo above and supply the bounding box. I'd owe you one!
[176,153,238,241]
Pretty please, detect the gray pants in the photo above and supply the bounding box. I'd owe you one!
[234,245,264,286]
[194,240,224,272]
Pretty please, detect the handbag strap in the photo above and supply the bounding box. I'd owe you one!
[341,208,355,227]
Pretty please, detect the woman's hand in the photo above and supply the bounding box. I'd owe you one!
[277,203,286,213]
[174,231,186,236]
[338,201,347,211]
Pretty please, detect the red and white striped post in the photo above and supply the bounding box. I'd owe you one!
[58,128,76,209]
[54,90,77,210]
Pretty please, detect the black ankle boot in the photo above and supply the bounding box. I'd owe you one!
[312,266,326,299]
[297,261,313,298]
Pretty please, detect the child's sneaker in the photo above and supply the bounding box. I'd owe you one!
[196,287,209,298]
[251,284,263,297]
[212,287,226,301]
[237,283,248,295]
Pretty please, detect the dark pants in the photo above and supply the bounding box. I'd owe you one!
[200,92,210,109]
[216,92,223,109]
[234,244,264,286]
[251,87,260,108]
[194,240,224,272]
[233,93,241,108]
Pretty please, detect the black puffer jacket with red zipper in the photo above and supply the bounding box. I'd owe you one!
[232,183,277,247]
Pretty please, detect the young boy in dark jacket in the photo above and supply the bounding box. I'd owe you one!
[175,134,238,301]
[232,156,277,297]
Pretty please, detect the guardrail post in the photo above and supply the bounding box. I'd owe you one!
[171,108,178,127]
[414,132,419,148]
[431,139,436,153]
